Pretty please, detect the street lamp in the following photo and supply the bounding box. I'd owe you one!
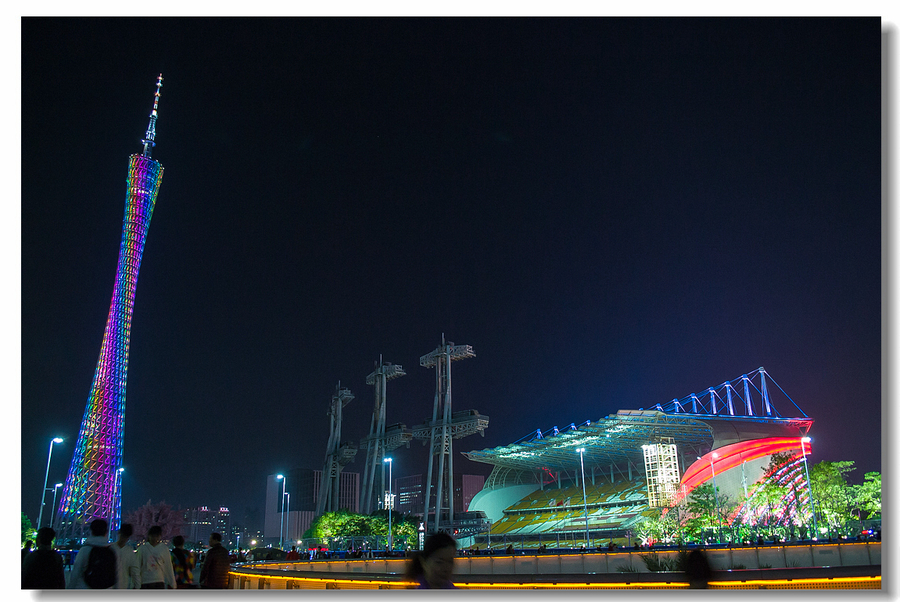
[384,457,393,552]
[576,448,590,549]
[276,474,286,549]
[111,468,125,532]
[699,453,722,543]
[38,437,64,529]
[800,437,819,539]
[285,492,291,547]
[51,483,62,530]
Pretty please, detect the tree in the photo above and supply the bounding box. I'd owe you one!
[846,471,881,534]
[856,472,881,517]
[635,508,680,545]
[737,451,810,540]
[748,480,789,537]
[303,510,422,549]
[305,509,376,540]
[392,515,419,548]
[685,483,729,540]
[809,461,856,536]
[123,500,185,542]
[22,513,36,546]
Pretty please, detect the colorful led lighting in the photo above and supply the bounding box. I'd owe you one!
[56,77,164,538]
[227,569,879,590]
[674,437,807,504]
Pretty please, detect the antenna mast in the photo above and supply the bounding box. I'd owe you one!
[141,74,163,158]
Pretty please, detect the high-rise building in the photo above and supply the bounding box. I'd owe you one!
[56,75,165,539]
[396,474,424,515]
[183,506,232,548]
[454,474,485,513]
[394,473,484,518]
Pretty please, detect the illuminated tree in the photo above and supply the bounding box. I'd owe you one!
[393,518,419,548]
[22,512,36,546]
[855,472,881,517]
[306,510,371,539]
[843,471,880,535]
[809,461,856,536]
[636,508,681,545]
[123,499,185,542]
[304,510,422,549]
[685,483,729,540]
[736,451,809,540]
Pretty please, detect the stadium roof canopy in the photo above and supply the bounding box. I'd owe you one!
[463,368,813,474]
[464,410,715,472]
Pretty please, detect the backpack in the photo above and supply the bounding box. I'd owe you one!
[83,544,116,589]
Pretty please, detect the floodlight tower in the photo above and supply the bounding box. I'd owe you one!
[359,357,407,515]
[414,336,488,534]
[316,383,357,516]
[56,75,165,540]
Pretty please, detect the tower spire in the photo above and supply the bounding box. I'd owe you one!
[141,74,163,158]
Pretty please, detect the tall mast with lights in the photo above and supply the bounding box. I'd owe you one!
[316,383,357,516]
[57,75,165,539]
[359,357,410,515]
[413,335,488,534]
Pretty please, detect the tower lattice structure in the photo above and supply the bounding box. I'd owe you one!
[56,75,165,539]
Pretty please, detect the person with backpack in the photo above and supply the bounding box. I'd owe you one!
[66,519,117,589]
[135,525,176,588]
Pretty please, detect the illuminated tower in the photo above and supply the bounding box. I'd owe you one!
[56,75,165,539]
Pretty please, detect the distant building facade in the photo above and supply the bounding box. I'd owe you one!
[396,474,424,515]
[183,506,232,547]
[393,473,485,518]
[454,474,486,513]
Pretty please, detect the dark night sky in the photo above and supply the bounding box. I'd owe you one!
[19,17,884,531]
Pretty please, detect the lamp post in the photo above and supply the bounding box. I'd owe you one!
[800,437,819,539]
[700,453,722,543]
[576,448,590,549]
[51,483,62,530]
[38,437,64,529]
[277,474,286,549]
[111,467,125,532]
[285,492,291,547]
[384,457,393,552]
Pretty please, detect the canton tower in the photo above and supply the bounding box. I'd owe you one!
[56,75,165,539]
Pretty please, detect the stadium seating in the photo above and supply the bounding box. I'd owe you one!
[487,477,650,547]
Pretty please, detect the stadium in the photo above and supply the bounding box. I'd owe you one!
[462,367,814,548]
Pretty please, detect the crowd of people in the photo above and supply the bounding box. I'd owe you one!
[22,523,465,591]
[21,518,233,589]
[26,523,869,590]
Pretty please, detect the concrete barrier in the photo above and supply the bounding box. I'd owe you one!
[237,541,878,580]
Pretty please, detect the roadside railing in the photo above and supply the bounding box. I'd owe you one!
[227,541,880,590]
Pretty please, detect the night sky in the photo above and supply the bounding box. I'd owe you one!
[19,17,883,532]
